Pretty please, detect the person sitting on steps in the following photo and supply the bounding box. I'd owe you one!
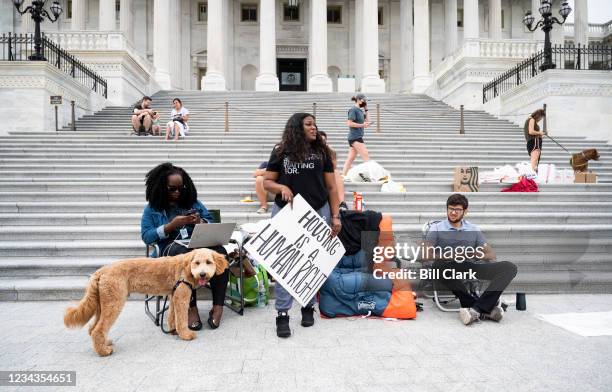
[132,96,154,135]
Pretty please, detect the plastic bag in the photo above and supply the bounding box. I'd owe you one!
[346,161,391,182]
[381,180,406,193]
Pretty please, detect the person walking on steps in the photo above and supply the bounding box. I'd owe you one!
[263,113,342,338]
[342,93,371,177]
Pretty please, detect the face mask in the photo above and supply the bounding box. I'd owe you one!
[359,102,366,108]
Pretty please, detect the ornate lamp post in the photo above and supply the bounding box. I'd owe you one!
[523,0,572,71]
[13,0,63,61]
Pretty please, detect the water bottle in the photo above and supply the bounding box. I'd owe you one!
[256,275,266,308]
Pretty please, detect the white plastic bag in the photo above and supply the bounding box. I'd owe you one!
[381,180,406,193]
[537,163,556,184]
[346,161,391,182]
[515,162,537,180]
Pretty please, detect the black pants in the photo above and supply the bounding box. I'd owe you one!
[163,243,230,306]
[432,260,517,314]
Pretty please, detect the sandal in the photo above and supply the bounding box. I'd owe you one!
[207,306,223,329]
[188,306,203,331]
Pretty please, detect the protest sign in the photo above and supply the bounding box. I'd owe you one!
[244,195,346,307]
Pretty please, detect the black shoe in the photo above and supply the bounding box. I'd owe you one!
[301,305,315,327]
[276,312,291,338]
[339,201,349,212]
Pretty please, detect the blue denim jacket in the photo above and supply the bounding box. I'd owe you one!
[140,200,214,257]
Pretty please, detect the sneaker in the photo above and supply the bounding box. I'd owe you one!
[339,201,348,212]
[256,207,267,214]
[482,305,504,322]
[459,307,480,326]
[301,305,315,327]
[276,312,291,338]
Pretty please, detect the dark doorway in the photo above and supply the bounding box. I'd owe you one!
[277,58,307,91]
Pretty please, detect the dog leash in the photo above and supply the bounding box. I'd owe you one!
[159,279,195,335]
[545,134,571,154]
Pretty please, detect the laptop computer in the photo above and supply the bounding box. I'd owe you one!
[173,223,236,249]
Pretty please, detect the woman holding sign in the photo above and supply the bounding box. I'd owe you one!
[264,113,342,338]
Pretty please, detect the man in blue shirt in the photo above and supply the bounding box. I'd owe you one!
[423,194,517,326]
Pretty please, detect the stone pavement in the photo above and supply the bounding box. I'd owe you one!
[1,295,611,392]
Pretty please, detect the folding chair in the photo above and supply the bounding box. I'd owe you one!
[144,209,245,332]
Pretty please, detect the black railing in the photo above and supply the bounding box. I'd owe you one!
[483,44,612,103]
[0,32,107,98]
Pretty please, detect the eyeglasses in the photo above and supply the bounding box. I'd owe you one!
[447,207,465,213]
[167,185,186,193]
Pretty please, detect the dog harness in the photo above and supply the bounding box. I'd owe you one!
[172,278,194,293]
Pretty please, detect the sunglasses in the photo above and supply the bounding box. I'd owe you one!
[167,185,186,193]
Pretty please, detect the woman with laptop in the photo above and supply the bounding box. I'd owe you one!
[140,163,229,331]
[263,113,342,338]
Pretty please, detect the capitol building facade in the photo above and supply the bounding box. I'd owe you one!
[1,0,610,140]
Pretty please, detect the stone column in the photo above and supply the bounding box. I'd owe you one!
[153,0,172,89]
[201,0,226,91]
[120,0,133,42]
[444,0,458,56]
[99,0,116,30]
[399,0,414,93]
[488,0,502,40]
[255,0,279,91]
[20,10,35,33]
[574,0,589,47]
[359,0,386,93]
[463,0,479,40]
[309,0,332,92]
[531,0,544,41]
[71,0,87,31]
[411,0,430,93]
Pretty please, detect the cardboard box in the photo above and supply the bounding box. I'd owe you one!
[574,171,597,183]
[453,167,479,192]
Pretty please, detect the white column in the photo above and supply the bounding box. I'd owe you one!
[153,0,172,89]
[574,0,589,47]
[255,0,279,91]
[488,0,502,40]
[399,0,414,93]
[359,0,386,93]
[71,0,87,31]
[411,0,430,93]
[120,0,133,42]
[201,0,226,91]
[463,0,479,40]
[531,0,544,41]
[20,11,35,33]
[444,0,458,56]
[309,0,333,92]
[99,0,116,30]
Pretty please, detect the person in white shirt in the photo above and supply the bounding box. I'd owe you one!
[165,98,190,141]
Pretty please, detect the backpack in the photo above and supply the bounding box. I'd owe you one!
[228,264,270,307]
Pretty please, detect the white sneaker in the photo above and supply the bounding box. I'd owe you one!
[459,307,480,326]
[482,305,504,322]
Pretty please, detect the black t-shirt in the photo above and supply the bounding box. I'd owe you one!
[266,147,334,210]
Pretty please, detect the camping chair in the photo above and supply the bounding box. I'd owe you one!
[144,209,245,332]
[418,220,484,312]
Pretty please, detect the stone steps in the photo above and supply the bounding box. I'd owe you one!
[1,90,611,300]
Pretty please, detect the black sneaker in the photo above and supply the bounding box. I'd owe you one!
[301,305,315,327]
[276,312,291,338]
[339,201,349,212]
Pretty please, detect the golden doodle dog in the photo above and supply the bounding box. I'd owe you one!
[64,248,228,356]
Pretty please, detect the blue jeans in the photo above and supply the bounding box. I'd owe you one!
[271,201,331,312]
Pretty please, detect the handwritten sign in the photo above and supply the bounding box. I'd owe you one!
[244,194,346,307]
